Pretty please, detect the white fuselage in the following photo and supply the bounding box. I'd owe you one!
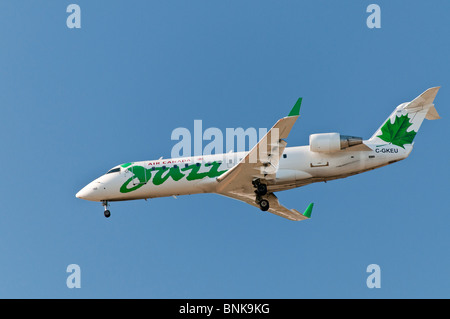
[75,141,411,202]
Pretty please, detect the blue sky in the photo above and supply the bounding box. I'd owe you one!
[0,1,449,298]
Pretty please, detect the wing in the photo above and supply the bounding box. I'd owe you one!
[219,190,313,221]
[215,98,314,221]
[216,98,302,192]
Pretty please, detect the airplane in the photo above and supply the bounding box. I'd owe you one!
[76,87,441,221]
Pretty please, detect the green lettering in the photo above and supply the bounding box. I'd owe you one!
[153,166,185,186]
[120,177,145,193]
[181,164,209,181]
[205,161,227,178]
[119,161,228,193]
[119,165,151,193]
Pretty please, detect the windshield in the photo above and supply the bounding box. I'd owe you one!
[106,167,120,174]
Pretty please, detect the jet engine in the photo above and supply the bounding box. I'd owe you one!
[309,133,363,152]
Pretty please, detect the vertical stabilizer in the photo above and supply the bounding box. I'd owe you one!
[368,87,440,148]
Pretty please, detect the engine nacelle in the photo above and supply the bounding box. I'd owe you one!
[309,133,363,153]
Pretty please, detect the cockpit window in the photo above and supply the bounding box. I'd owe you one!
[106,167,121,174]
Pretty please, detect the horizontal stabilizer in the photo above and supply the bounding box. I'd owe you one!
[405,86,440,111]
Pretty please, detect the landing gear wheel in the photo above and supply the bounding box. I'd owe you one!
[102,200,111,218]
[259,199,269,211]
[256,183,267,196]
[253,179,268,196]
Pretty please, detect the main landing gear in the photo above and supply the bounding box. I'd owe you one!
[102,200,111,218]
[253,179,269,211]
[252,179,267,196]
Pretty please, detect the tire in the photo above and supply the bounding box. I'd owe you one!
[257,183,267,196]
[104,210,111,218]
[259,199,269,211]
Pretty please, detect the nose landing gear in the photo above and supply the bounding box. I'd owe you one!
[102,200,111,218]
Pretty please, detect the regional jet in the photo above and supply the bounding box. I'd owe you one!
[76,87,440,220]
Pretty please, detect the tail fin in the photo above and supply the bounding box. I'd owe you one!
[368,87,441,148]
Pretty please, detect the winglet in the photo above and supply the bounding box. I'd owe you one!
[288,98,302,117]
[302,203,314,218]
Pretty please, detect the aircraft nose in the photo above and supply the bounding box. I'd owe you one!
[76,181,102,201]
[76,186,92,200]
[76,178,109,201]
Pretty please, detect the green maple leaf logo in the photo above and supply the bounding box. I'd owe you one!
[377,114,417,148]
